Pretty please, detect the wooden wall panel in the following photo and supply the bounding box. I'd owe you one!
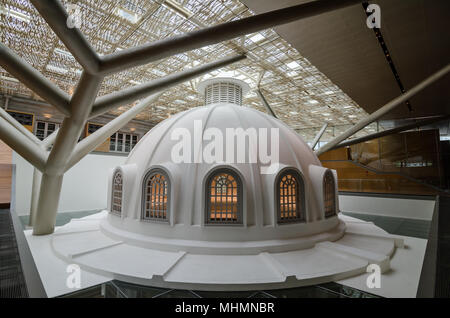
[319,129,442,195]
[0,141,12,204]
[0,140,12,164]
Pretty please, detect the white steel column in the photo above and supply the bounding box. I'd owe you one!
[33,72,102,235]
[28,129,59,227]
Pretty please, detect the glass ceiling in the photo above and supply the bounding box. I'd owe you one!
[0,0,373,142]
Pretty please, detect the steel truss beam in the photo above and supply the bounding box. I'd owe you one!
[0,0,365,234]
[256,89,278,118]
[67,93,163,171]
[0,116,47,170]
[30,0,100,72]
[311,123,328,150]
[90,54,246,118]
[328,115,450,151]
[316,63,450,156]
[98,0,362,74]
[0,43,71,116]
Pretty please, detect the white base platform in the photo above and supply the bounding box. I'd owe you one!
[23,211,428,296]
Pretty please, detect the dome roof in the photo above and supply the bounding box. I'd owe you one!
[127,102,321,172]
[103,102,342,253]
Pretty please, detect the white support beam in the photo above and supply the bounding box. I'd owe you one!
[90,54,245,118]
[66,92,163,171]
[30,0,101,72]
[0,106,42,146]
[29,129,59,227]
[256,89,278,118]
[311,123,328,150]
[40,128,60,150]
[2,0,367,236]
[316,63,450,156]
[0,43,71,116]
[0,116,47,171]
[33,72,102,235]
[98,0,363,74]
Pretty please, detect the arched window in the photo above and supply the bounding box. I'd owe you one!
[206,169,242,224]
[323,170,336,218]
[111,171,123,216]
[276,169,305,223]
[142,169,169,222]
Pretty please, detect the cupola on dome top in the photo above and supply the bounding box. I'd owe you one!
[197,74,251,106]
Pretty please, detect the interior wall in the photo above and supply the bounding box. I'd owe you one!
[13,152,126,216]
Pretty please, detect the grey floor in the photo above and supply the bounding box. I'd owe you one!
[341,212,431,239]
[19,209,101,229]
[19,210,431,239]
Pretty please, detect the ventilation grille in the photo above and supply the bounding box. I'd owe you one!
[204,82,243,106]
[0,209,29,298]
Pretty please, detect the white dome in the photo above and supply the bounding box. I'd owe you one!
[51,94,402,292]
[103,102,342,254]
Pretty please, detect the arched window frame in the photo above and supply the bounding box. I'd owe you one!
[204,167,243,225]
[323,170,336,218]
[141,168,171,223]
[275,168,306,224]
[111,169,123,216]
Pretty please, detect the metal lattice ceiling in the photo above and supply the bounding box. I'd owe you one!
[0,0,373,141]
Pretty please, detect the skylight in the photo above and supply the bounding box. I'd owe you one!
[1,75,19,82]
[54,48,74,59]
[46,65,68,75]
[163,0,193,19]
[0,5,30,23]
[249,33,265,43]
[115,7,140,24]
[0,0,367,141]
[287,61,301,69]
